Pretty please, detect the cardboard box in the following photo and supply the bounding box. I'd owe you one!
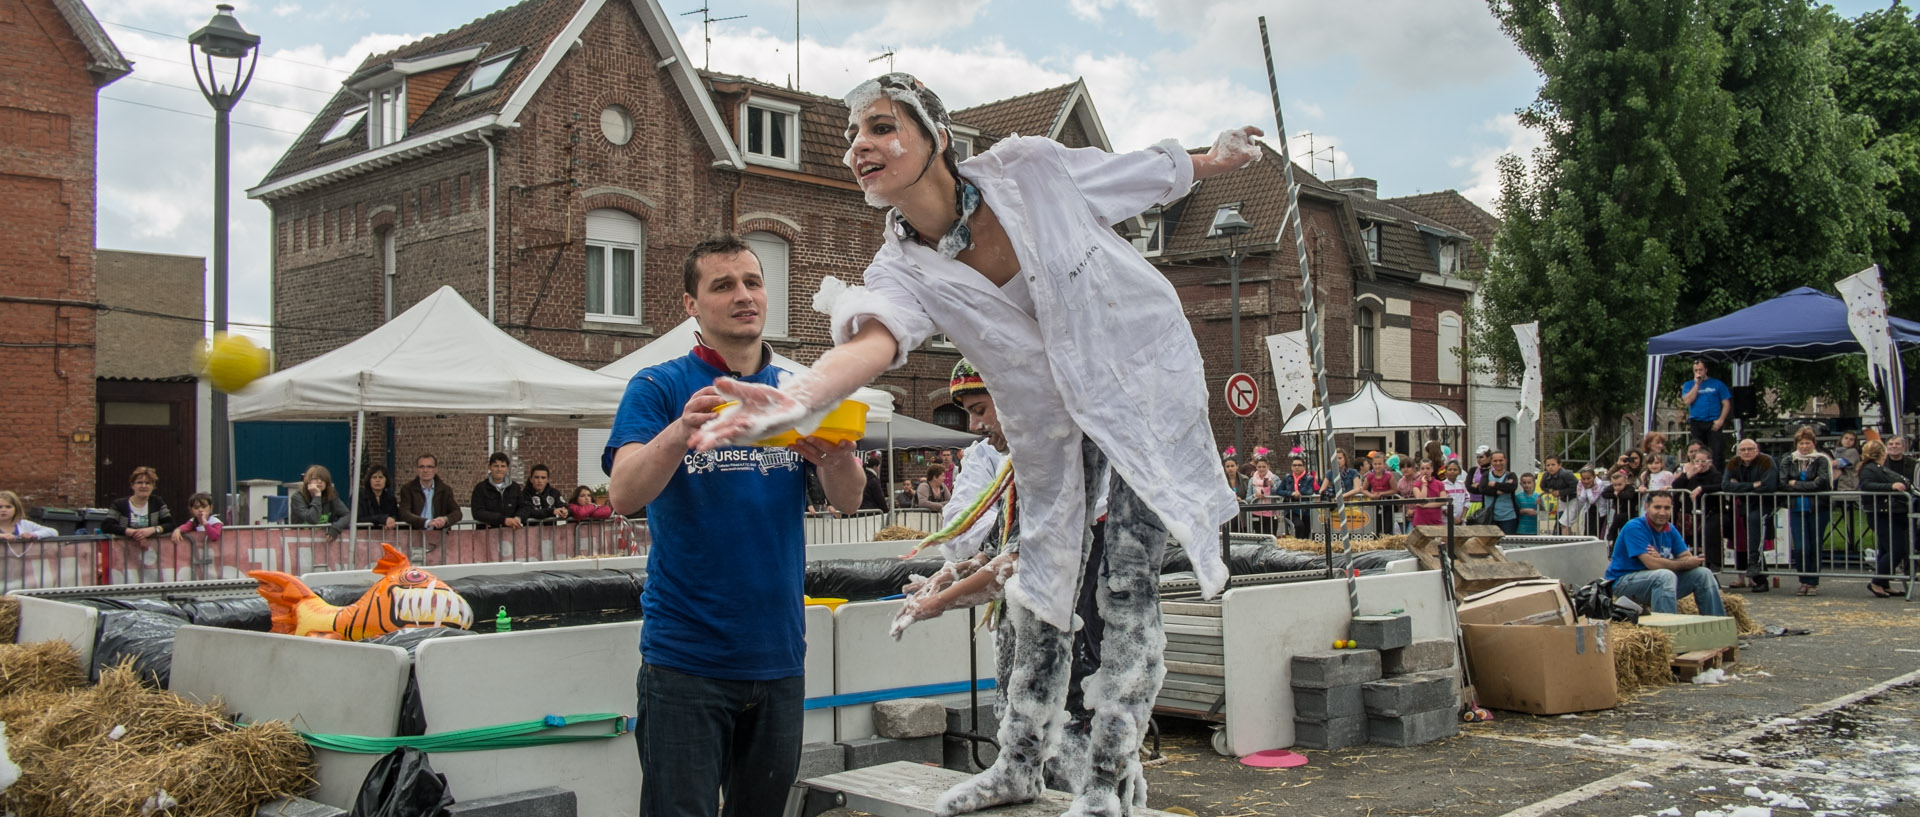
[1461,621,1617,715]
[1636,613,1738,654]
[1456,579,1573,627]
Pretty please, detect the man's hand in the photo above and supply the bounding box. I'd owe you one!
[676,385,727,435]
[429,517,447,530]
[555,507,569,520]
[690,380,807,451]
[504,517,523,529]
[792,437,857,468]
[383,518,398,530]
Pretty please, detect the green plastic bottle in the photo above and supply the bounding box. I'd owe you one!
[495,606,511,632]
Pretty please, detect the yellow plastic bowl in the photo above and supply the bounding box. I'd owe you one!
[714,400,869,447]
[804,596,848,610]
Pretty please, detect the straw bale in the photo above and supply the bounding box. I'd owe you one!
[0,640,85,698]
[2,661,314,817]
[1677,594,1761,635]
[1609,622,1675,698]
[874,525,929,541]
[1273,534,1405,553]
[0,595,17,643]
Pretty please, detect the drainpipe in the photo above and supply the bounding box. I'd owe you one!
[480,127,499,452]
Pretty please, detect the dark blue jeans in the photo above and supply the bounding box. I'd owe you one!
[636,663,804,817]
[1789,508,1830,586]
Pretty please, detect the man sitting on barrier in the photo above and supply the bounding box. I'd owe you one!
[1605,491,1726,615]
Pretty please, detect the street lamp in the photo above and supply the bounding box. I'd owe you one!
[1214,210,1255,458]
[189,4,259,516]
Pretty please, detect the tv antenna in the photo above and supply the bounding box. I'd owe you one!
[682,4,746,70]
[1297,131,1338,179]
[870,47,895,73]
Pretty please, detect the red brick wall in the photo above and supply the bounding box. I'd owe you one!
[0,0,106,507]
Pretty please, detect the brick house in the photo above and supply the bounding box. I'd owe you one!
[0,0,129,508]
[250,0,1114,490]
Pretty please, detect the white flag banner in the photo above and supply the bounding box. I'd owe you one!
[1837,265,1895,390]
[1514,321,1543,421]
[1266,330,1314,423]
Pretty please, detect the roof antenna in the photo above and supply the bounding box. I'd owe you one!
[870,46,895,73]
[1297,130,1337,179]
[681,4,746,70]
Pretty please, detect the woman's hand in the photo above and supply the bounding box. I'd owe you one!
[690,379,809,451]
[1193,126,1266,179]
[384,518,398,531]
[130,526,152,542]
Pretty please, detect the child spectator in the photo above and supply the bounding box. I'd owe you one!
[570,485,614,520]
[1641,452,1676,492]
[1516,473,1541,535]
[514,464,570,524]
[1407,461,1451,528]
[0,491,57,540]
[290,465,351,539]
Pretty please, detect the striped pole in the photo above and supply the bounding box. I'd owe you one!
[1259,17,1359,619]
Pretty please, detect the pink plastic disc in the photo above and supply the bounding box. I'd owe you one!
[1239,749,1309,768]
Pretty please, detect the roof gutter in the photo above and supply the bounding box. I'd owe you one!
[249,116,506,200]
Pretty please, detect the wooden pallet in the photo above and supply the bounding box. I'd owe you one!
[1671,645,1740,681]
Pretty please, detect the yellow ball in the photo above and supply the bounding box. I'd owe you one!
[195,332,271,393]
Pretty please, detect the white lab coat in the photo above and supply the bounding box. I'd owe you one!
[826,135,1236,630]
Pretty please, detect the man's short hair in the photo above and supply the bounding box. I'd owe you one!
[417,454,437,466]
[1545,455,1561,465]
[529,464,550,476]
[1645,491,1675,508]
[682,234,757,295]
[488,452,510,466]
[1290,456,1307,467]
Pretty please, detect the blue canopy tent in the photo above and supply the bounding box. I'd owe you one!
[1644,287,1920,434]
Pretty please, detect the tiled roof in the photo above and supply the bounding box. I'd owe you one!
[1384,190,1499,271]
[952,82,1077,140]
[1344,193,1473,278]
[259,0,575,184]
[703,72,857,183]
[1160,142,1343,257]
[52,0,130,82]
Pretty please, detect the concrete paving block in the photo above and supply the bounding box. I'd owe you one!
[798,740,846,781]
[944,700,1000,737]
[1350,614,1413,652]
[1382,637,1456,675]
[254,797,347,817]
[448,787,577,817]
[1291,683,1363,720]
[1363,673,1456,718]
[1367,706,1460,747]
[874,697,949,739]
[1292,715,1367,750]
[1290,649,1382,689]
[841,735,943,770]
[943,734,998,773]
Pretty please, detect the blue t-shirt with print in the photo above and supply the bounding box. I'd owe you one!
[603,352,808,681]
[1605,516,1690,581]
[1687,377,1731,421]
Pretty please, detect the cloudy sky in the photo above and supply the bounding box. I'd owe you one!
[89,0,1889,346]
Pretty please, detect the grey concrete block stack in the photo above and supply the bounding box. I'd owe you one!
[943,700,1000,772]
[1292,617,1461,750]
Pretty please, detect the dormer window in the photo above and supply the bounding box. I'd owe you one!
[1436,240,1458,274]
[459,51,518,96]
[1133,211,1164,257]
[948,124,979,161]
[740,98,801,169]
[322,106,366,143]
[369,84,406,148]
[1361,222,1381,263]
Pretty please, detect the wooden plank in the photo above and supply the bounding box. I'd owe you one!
[1160,678,1225,696]
[1165,649,1224,665]
[1164,613,1226,631]
[1165,622,1222,637]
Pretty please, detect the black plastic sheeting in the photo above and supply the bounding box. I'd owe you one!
[364,629,478,736]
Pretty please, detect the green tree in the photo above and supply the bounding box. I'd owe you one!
[1475,0,1739,427]
[1830,2,1920,316]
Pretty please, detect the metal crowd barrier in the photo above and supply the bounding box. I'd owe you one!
[1680,489,1917,593]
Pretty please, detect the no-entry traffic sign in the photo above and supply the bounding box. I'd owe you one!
[1225,372,1259,418]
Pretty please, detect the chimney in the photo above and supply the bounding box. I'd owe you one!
[1327,177,1378,199]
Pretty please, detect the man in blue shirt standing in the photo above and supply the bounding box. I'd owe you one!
[1605,491,1726,615]
[605,234,866,817]
[1682,359,1733,466]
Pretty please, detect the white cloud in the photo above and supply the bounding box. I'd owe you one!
[272,4,301,17]
[1451,112,1545,209]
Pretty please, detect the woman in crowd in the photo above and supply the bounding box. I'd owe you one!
[915,464,952,512]
[1782,426,1834,596]
[895,476,920,511]
[1639,431,1672,473]
[1670,448,1725,581]
[1515,473,1542,535]
[101,466,173,579]
[290,465,351,539]
[0,491,57,540]
[1857,439,1912,598]
[1328,449,1361,501]
[1245,456,1282,536]
[1223,456,1250,502]
[357,465,400,531]
[1474,451,1520,534]
[1832,430,1862,493]
[569,485,614,520]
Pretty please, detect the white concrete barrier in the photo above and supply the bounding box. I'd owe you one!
[15,595,98,672]
[803,604,834,743]
[1500,538,1610,586]
[831,599,995,740]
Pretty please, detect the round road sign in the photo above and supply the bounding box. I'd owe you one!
[1225,372,1259,418]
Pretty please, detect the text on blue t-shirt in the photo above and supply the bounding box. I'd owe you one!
[1687,377,1731,421]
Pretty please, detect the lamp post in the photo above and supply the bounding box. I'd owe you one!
[189,4,259,515]
[1214,210,1255,458]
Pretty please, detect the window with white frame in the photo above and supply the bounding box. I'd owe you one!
[1436,240,1459,274]
[740,98,801,168]
[743,231,790,338]
[1133,211,1164,257]
[459,51,518,96]
[1361,223,1381,262]
[585,209,643,322]
[323,106,367,143]
[368,84,407,148]
[1438,311,1462,383]
[951,135,974,160]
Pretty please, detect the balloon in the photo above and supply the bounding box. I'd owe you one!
[193,332,271,394]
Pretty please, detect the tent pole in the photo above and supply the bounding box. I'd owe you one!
[348,410,364,558]
[887,423,895,513]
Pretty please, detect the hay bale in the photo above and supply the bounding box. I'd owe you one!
[2,661,314,816]
[0,595,17,643]
[874,525,928,541]
[1273,534,1405,553]
[1677,594,1760,636]
[0,640,86,698]
[1609,622,1674,698]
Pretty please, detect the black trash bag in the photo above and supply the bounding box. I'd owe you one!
[1160,542,1192,574]
[445,569,644,620]
[805,557,948,600]
[177,596,273,630]
[365,627,477,655]
[350,747,455,817]
[1570,579,1643,624]
[92,609,185,687]
[63,597,190,618]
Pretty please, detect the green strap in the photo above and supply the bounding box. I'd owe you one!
[295,712,634,754]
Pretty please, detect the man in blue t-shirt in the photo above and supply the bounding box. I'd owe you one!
[1682,359,1733,465]
[605,234,865,817]
[1604,491,1725,615]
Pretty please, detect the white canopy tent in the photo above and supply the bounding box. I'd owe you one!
[1279,380,1467,433]
[231,286,635,545]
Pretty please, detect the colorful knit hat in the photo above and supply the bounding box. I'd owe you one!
[950,358,988,405]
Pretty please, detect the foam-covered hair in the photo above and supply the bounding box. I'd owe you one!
[844,72,953,148]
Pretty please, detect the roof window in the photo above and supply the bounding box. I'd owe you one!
[321,106,367,143]
[460,51,518,95]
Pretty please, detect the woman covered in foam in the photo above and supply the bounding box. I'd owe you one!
[691,72,1263,816]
